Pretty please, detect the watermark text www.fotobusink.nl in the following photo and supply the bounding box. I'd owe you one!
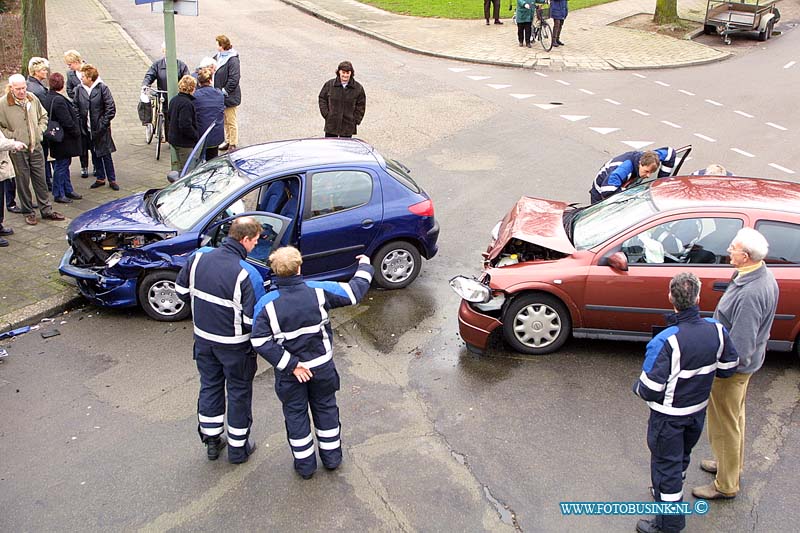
[560,500,709,516]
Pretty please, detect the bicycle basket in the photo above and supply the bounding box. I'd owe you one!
[138,100,153,125]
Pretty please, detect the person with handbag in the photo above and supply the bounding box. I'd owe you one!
[0,74,65,226]
[45,73,82,204]
[75,64,119,191]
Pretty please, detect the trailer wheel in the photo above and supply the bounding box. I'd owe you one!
[759,20,774,41]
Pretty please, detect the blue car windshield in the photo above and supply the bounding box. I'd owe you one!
[154,159,250,231]
[572,186,659,250]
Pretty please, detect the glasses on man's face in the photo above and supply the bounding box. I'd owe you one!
[727,246,748,257]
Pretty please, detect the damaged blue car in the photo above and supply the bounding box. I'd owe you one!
[59,138,439,321]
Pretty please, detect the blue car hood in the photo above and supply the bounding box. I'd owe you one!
[68,192,175,236]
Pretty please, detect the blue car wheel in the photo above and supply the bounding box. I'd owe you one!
[137,270,191,322]
[372,241,421,289]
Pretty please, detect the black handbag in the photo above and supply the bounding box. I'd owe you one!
[44,97,64,143]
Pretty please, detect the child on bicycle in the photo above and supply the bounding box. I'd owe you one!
[516,0,547,48]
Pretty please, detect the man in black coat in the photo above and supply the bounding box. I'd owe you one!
[318,61,366,138]
[141,44,190,138]
[213,34,241,151]
[64,49,93,179]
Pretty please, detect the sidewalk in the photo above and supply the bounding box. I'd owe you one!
[0,0,736,331]
[281,0,731,70]
[0,0,168,330]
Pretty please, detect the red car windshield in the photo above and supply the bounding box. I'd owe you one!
[572,186,659,250]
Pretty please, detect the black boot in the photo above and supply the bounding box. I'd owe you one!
[206,437,227,461]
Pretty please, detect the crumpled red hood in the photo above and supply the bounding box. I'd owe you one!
[486,196,577,261]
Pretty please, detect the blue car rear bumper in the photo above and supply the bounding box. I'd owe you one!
[59,248,139,308]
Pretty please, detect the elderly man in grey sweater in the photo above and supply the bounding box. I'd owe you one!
[692,228,778,501]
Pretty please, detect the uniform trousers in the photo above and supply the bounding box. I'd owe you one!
[707,372,751,494]
[195,341,257,463]
[647,409,705,533]
[9,148,54,216]
[275,363,342,476]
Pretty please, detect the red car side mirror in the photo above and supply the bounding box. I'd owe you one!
[608,251,629,272]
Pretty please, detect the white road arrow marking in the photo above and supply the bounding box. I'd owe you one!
[766,122,787,131]
[769,163,795,174]
[510,93,535,99]
[734,110,754,118]
[560,115,589,122]
[694,133,716,142]
[534,103,560,110]
[661,120,682,129]
[632,109,650,116]
[590,127,620,135]
[621,141,653,149]
[487,84,512,89]
[731,148,755,158]
[467,76,491,81]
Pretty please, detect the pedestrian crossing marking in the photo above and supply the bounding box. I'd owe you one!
[589,127,620,135]
[621,141,653,149]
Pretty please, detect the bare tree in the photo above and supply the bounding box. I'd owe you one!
[654,0,679,25]
[22,0,47,76]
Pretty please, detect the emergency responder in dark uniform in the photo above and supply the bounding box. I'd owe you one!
[176,217,266,463]
[251,246,374,479]
[632,272,738,533]
[590,146,676,204]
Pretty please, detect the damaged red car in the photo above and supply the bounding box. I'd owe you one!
[450,176,800,356]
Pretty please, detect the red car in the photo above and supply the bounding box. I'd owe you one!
[450,176,800,356]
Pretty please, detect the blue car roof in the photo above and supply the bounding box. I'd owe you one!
[229,138,383,178]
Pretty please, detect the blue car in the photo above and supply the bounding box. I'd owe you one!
[59,138,439,321]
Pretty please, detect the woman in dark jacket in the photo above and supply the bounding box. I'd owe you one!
[550,0,568,47]
[193,68,225,161]
[44,73,83,203]
[167,75,199,172]
[213,34,241,151]
[75,64,119,191]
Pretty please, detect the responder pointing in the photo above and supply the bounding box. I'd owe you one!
[251,248,374,479]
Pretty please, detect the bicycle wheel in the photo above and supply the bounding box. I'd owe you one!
[145,122,154,145]
[155,114,163,161]
[540,21,553,52]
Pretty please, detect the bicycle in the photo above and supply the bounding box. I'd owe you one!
[532,2,553,52]
[142,87,167,161]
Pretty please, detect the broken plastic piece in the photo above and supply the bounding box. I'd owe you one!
[0,348,8,358]
[41,329,61,339]
[0,325,32,339]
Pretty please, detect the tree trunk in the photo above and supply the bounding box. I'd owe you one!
[21,0,47,76]
[653,0,679,25]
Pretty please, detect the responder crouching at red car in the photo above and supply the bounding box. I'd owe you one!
[176,217,266,464]
[251,247,373,479]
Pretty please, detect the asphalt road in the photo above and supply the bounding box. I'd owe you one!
[1,1,799,531]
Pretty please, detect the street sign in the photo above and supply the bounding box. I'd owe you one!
[150,0,198,16]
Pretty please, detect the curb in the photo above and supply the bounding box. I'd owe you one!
[279,0,731,71]
[0,290,85,333]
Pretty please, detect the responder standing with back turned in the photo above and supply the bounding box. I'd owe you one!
[632,272,738,533]
[251,247,374,479]
[176,217,266,464]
